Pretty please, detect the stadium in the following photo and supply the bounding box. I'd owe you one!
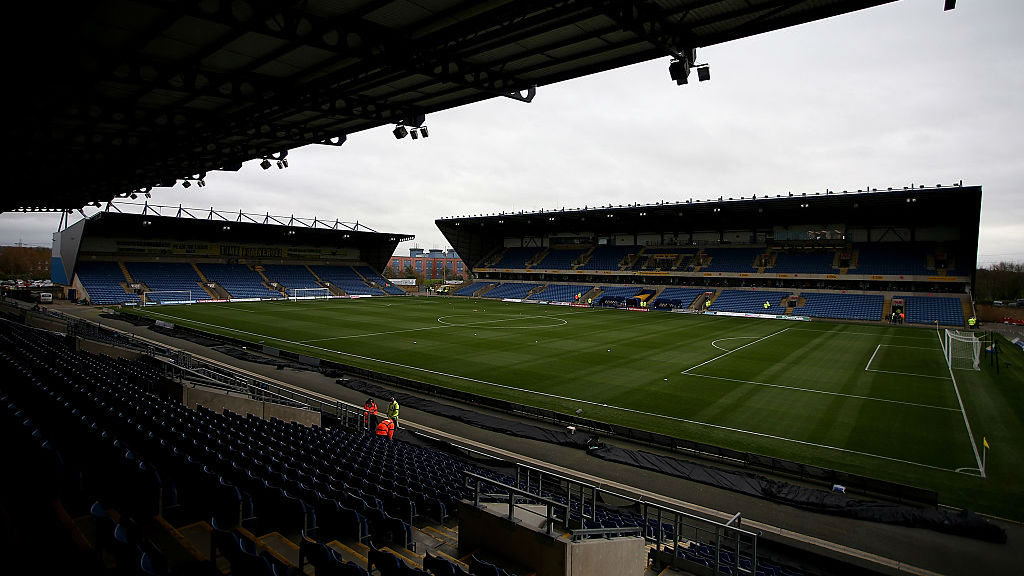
[1,2,1021,576]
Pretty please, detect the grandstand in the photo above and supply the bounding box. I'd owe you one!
[481,283,542,300]
[896,295,966,327]
[710,290,791,315]
[651,287,706,310]
[527,284,593,303]
[75,261,140,305]
[796,292,884,321]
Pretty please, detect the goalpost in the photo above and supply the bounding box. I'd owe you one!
[287,287,331,301]
[142,290,193,306]
[944,329,981,371]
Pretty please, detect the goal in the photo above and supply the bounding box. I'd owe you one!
[287,287,331,300]
[142,290,193,306]
[944,329,981,371]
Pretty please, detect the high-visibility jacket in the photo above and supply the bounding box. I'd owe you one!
[968,317,976,327]
[363,400,377,425]
[375,418,394,438]
[387,400,400,420]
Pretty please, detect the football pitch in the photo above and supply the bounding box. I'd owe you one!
[131,296,1024,519]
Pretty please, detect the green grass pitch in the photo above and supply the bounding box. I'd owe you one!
[131,296,1024,520]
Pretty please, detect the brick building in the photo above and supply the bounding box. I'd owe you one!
[388,248,469,281]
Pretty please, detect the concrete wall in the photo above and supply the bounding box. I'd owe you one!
[76,338,144,360]
[458,501,645,576]
[183,386,321,427]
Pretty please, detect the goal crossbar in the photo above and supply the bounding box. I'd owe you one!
[142,290,194,306]
[287,287,332,300]
[944,329,981,371]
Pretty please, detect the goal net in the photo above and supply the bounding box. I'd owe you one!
[944,329,981,371]
[287,287,331,300]
[142,290,193,306]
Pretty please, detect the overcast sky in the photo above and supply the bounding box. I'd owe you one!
[2,0,1021,267]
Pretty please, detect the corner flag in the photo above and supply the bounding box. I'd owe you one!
[984,437,990,449]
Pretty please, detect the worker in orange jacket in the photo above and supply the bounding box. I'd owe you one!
[363,398,378,433]
[375,417,394,439]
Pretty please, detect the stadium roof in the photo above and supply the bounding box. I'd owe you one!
[435,184,983,270]
[71,210,411,272]
[3,0,904,212]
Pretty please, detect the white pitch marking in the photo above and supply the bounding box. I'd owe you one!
[682,328,790,374]
[137,309,973,476]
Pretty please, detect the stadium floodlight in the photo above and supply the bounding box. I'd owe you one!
[181,180,191,189]
[393,125,408,139]
[944,0,956,10]
[130,193,137,199]
[260,158,272,170]
[697,65,711,82]
[668,59,690,85]
[410,128,419,140]
[420,126,429,138]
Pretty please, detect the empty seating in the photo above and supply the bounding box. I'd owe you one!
[197,263,283,300]
[596,285,640,305]
[453,282,493,296]
[125,262,203,302]
[699,248,763,273]
[488,248,540,269]
[76,261,140,305]
[796,292,883,321]
[710,290,790,315]
[262,264,322,291]
[533,249,587,269]
[651,288,705,310]
[853,244,931,275]
[895,295,964,326]
[578,245,638,270]
[770,252,835,274]
[311,265,385,296]
[481,283,541,299]
[527,284,592,303]
[354,266,405,295]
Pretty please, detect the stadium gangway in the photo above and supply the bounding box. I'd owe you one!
[516,463,600,528]
[514,462,757,575]
[464,470,570,536]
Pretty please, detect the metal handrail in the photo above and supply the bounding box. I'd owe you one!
[464,471,569,536]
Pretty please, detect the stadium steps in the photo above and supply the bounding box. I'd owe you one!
[620,248,643,270]
[118,261,135,283]
[253,265,274,285]
[462,548,536,576]
[962,298,973,321]
[74,508,214,574]
[199,280,226,299]
[192,263,209,283]
[305,264,324,284]
[573,245,596,269]
[525,247,548,268]
[580,286,602,303]
[412,526,469,570]
[480,247,507,268]
[882,297,893,321]
[176,520,230,573]
[671,253,686,269]
[474,283,497,297]
[237,525,303,571]
[327,539,369,565]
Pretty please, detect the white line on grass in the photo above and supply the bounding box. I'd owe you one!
[937,330,986,477]
[710,336,758,351]
[863,369,950,380]
[865,344,881,371]
[787,327,938,342]
[299,310,582,342]
[138,309,968,476]
[682,328,790,374]
[209,304,257,313]
[680,372,959,412]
